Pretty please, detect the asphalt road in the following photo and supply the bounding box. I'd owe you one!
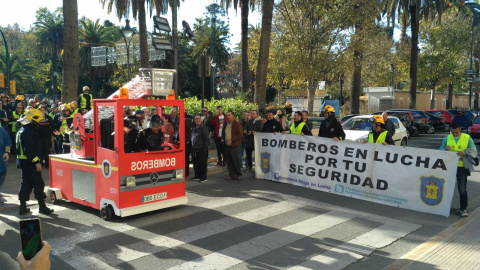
[1,130,479,270]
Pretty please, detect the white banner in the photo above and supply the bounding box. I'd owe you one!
[254,133,459,217]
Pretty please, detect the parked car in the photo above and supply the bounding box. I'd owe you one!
[448,109,476,121]
[424,112,448,131]
[468,116,480,142]
[389,109,434,133]
[342,115,408,146]
[338,114,359,124]
[425,109,454,124]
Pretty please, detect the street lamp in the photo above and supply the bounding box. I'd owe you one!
[211,58,216,98]
[0,27,10,93]
[121,19,136,81]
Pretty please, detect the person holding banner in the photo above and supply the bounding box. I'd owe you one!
[318,105,345,141]
[367,115,395,145]
[282,111,312,136]
[440,122,477,218]
[261,111,283,134]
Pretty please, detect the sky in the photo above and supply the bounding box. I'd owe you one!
[0,0,261,49]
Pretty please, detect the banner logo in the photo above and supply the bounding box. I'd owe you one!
[261,152,271,173]
[420,176,445,206]
[335,184,345,194]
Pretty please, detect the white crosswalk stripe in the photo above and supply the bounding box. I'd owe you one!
[0,190,421,269]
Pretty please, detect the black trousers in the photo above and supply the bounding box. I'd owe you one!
[225,145,242,179]
[18,160,47,201]
[245,147,253,169]
[185,142,192,177]
[9,132,17,154]
[36,137,51,167]
[192,148,208,180]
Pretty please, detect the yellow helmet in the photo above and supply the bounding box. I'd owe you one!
[286,102,291,107]
[64,104,73,112]
[18,108,44,124]
[83,86,90,92]
[372,115,385,124]
[16,95,25,101]
[324,105,335,113]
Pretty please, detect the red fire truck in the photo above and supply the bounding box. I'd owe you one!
[47,69,188,220]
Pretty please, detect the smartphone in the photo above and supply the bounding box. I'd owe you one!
[19,218,43,260]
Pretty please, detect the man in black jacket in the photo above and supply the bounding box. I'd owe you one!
[318,105,345,141]
[261,110,283,134]
[245,110,263,172]
[191,114,209,182]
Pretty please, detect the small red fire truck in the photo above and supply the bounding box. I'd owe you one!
[47,69,188,220]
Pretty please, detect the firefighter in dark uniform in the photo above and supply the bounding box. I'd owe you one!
[16,108,54,215]
[37,105,54,168]
[136,115,164,151]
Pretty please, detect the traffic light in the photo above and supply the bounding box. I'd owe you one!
[10,80,16,95]
[0,74,4,88]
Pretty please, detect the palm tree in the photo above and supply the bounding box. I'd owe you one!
[63,0,79,103]
[255,0,274,109]
[191,19,230,68]
[220,0,256,94]
[0,51,35,93]
[385,0,449,109]
[35,8,64,98]
[79,19,119,98]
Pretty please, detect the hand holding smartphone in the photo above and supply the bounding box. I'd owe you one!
[19,218,43,261]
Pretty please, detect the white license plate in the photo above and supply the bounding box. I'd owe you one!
[142,192,167,203]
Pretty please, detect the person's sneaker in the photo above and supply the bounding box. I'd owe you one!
[191,177,200,181]
[244,167,251,172]
[460,209,469,217]
[199,179,207,183]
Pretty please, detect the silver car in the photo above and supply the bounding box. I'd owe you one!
[342,115,408,146]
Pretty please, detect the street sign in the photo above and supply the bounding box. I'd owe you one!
[465,69,475,75]
[152,36,173,51]
[153,16,171,32]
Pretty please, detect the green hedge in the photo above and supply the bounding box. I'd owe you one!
[183,97,259,118]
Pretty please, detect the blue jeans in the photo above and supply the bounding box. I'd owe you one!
[0,171,5,192]
[238,143,245,167]
[456,167,469,210]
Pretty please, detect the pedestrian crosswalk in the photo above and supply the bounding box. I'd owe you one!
[0,190,421,269]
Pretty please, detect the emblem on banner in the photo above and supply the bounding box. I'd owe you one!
[420,176,445,206]
[260,152,271,173]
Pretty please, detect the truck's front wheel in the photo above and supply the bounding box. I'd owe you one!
[100,204,114,221]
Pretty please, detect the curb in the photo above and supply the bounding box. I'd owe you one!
[384,205,480,270]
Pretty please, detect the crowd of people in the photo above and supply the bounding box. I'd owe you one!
[187,104,348,182]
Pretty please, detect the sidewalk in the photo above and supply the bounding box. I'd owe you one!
[386,170,480,270]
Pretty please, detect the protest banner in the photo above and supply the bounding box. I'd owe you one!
[254,133,459,217]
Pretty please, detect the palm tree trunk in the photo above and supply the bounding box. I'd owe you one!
[241,0,250,93]
[430,84,436,109]
[90,66,97,98]
[62,0,79,103]
[447,83,453,109]
[52,51,58,98]
[409,0,419,109]
[138,0,149,68]
[307,78,315,114]
[254,0,274,109]
[351,49,362,114]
